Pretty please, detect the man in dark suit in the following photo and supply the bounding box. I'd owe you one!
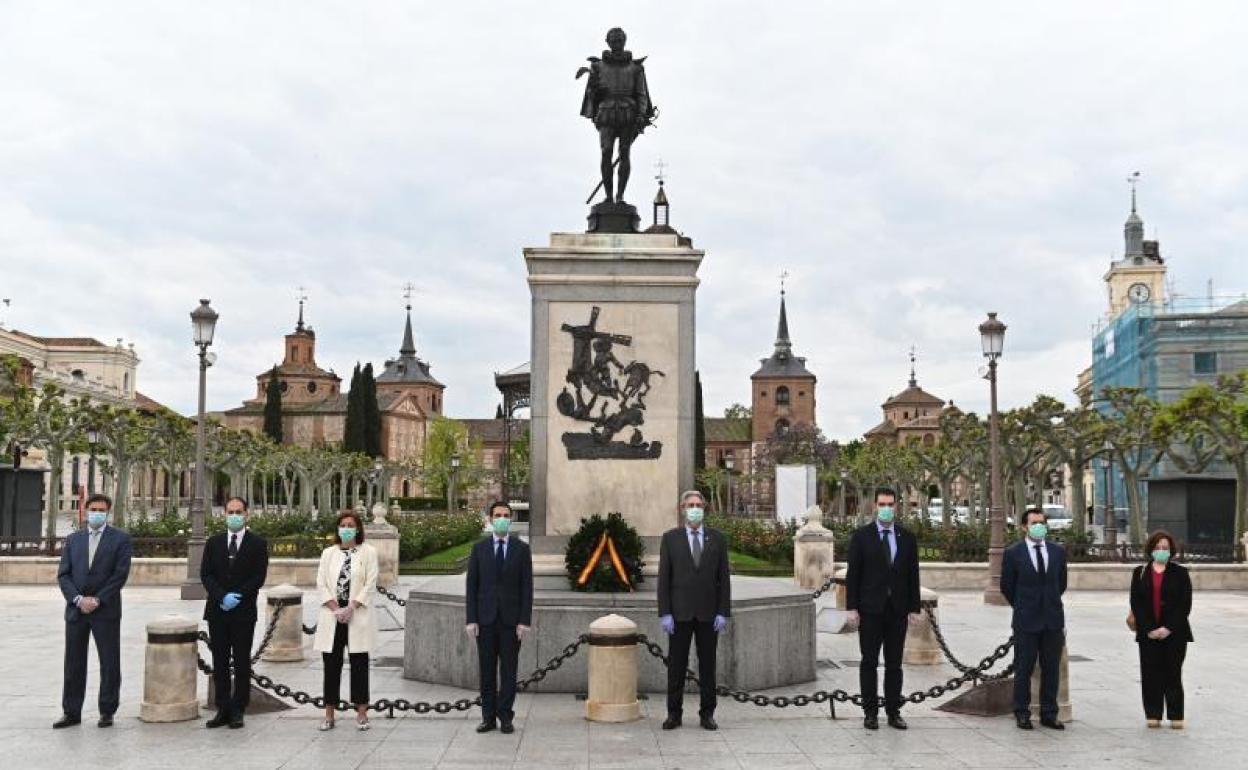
[657,490,732,731]
[845,487,922,731]
[465,501,533,734]
[54,493,132,729]
[200,496,269,729]
[1001,506,1068,730]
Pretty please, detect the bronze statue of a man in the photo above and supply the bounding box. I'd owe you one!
[577,28,655,205]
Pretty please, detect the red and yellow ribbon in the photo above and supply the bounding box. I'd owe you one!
[576,532,633,591]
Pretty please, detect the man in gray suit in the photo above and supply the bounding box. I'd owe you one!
[657,490,731,731]
[54,493,133,728]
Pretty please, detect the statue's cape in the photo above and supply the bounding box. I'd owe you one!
[580,52,652,122]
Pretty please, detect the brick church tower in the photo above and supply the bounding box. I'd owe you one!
[750,289,816,440]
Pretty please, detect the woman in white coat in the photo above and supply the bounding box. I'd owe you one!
[314,510,378,731]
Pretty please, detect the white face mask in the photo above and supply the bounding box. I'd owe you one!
[684,507,704,525]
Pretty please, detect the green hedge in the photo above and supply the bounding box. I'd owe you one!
[125,509,339,539]
[707,514,798,565]
[395,510,484,561]
[391,496,470,512]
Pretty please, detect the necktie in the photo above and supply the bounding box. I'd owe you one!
[881,529,893,566]
[89,531,100,568]
[229,533,238,561]
[1034,544,1046,581]
[495,539,505,575]
[691,530,703,568]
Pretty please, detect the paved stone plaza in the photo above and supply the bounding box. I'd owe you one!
[1,581,1243,769]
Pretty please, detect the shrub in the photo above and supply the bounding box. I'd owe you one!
[395,510,484,561]
[392,496,470,512]
[707,514,798,564]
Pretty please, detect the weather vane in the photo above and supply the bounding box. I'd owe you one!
[654,158,667,185]
[402,282,416,309]
[779,270,790,295]
[1128,171,1141,212]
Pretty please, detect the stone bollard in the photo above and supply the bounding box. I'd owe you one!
[903,588,942,665]
[585,614,641,723]
[834,567,848,609]
[366,516,401,588]
[1030,643,1072,722]
[139,616,200,722]
[793,505,836,590]
[262,584,306,662]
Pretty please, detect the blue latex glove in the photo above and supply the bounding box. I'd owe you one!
[660,614,675,635]
[713,615,728,633]
[220,592,241,612]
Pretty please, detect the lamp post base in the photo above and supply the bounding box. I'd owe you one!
[180,534,207,601]
[982,588,1009,606]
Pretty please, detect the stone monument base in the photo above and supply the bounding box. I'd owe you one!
[586,201,640,233]
[404,576,815,693]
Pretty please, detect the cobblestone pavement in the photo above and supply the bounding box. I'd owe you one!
[0,581,1243,769]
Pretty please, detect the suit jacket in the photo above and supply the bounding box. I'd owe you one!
[1130,561,1193,643]
[1001,539,1067,633]
[657,526,731,622]
[313,543,379,653]
[465,536,533,627]
[844,522,921,615]
[201,530,269,623]
[56,526,133,623]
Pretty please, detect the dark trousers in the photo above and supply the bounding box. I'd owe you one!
[858,606,908,716]
[476,623,520,723]
[62,615,121,718]
[1013,628,1063,719]
[1139,638,1187,720]
[323,622,370,706]
[667,619,718,718]
[208,615,256,715]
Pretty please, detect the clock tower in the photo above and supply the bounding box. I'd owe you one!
[1104,176,1166,318]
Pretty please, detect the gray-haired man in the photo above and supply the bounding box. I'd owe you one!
[657,490,731,731]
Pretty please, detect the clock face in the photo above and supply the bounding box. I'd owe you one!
[1128,282,1151,303]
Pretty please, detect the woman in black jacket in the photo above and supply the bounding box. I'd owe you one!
[1129,529,1193,729]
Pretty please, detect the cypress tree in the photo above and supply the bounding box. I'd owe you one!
[362,363,382,458]
[263,367,283,444]
[344,363,365,453]
[695,370,707,473]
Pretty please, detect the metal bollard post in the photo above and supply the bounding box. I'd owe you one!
[585,614,641,723]
[139,616,200,722]
[904,588,942,665]
[263,584,305,662]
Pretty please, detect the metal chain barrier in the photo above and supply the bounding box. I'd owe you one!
[251,605,284,665]
[637,629,1014,711]
[195,628,589,717]
[923,605,1015,682]
[377,586,406,607]
[809,574,841,600]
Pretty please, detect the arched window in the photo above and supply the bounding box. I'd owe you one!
[923,434,936,446]
[774,418,790,436]
[402,480,411,497]
[903,411,909,420]
[776,386,790,406]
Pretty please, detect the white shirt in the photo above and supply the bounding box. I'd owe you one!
[492,535,509,560]
[875,521,898,561]
[1026,538,1048,573]
[226,527,247,553]
[685,525,705,556]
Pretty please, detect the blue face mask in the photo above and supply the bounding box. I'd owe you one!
[87,511,108,530]
[225,513,246,532]
[338,527,357,543]
[1028,522,1048,541]
[1152,549,1170,564]
[491,516,511,536]
[684,507,704,525]
[876,506,895,524]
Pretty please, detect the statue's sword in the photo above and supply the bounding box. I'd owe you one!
[585,157,621,205]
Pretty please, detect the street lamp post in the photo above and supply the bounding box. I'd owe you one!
[86,427,100,496]
[1103,443,1118,551]
[725,456,735,515]
[448,452,461,514]
[181,299,218,600]
[979,312,1008,606]
[838,470,848,521]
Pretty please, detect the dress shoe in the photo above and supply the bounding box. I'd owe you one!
[1040,717,1065,730]
[1146,719,1161,728]
[205,710,230,729]
[887,714,908,730]
[97,714,114,728]
[1015,714,1034,730]
[228,713,245,729]
[863,714,879,730]
[52,715,81,729]
[661,716,682,730]
[1170,720,1185,730]
[699,716,718,731]
[475,720,497,733]
[500,720,514,734]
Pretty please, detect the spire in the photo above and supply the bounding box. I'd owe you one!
[1124,172,1144,258]
[908,346,918,388]
[646,159,673,233]
[774,275,792,357]
[295,286,308,332]
[400,282,416,356]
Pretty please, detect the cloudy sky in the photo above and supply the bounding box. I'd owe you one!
[3,1,1247,440]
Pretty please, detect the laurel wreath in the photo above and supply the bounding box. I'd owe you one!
[564,512,646,592]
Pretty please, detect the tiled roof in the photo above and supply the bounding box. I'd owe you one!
[462,417,528,444]
[8,330,106,347]
[882,385,944,407]
[705,417,751,443]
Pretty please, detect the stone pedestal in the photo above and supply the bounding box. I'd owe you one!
[793,505,835,590]
[587,201,641,234]
[366,515,401,588]
[139,616,200,722]
[834,567,848,609]
[903,588,942,665]
[585,614,641,723]
[262,584,306,662]
[1030,643,1073,722]
[524,232,704,549]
